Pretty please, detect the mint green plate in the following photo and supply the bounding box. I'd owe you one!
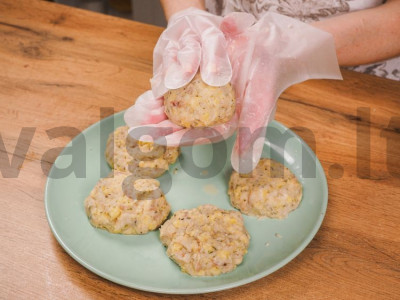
[45,111,327,294]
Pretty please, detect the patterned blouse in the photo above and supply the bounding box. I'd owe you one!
[205,0,399,80]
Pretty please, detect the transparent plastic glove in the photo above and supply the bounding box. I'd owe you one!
[124,90,237,147]
[151,7,232,98]
[220,12,342,173]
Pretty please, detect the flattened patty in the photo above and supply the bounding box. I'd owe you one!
[160,204,250,276]
[105,126,179,178]
[84,172,170,234]
[228,158,302,219]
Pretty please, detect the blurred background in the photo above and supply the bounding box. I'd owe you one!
[52,0,167,26]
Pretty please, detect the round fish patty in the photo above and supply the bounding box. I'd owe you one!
[164,73,236,128]
[84,172,170,234]
[228,158,303,219]
[105,126,180,178]
[159,204,250,276]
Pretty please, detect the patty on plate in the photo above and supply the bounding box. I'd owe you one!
[160,204,250,276]
[105,126,179,178]
[228,158,303,219]
[85,171,170,234]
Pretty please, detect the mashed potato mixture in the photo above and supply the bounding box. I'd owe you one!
[160,204,250,276]
[164,73,236,128]
[85,172,170,234]
[105,126,180,178]
[229,158,303,219]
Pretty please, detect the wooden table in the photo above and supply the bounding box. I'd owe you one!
[1,0,399,298]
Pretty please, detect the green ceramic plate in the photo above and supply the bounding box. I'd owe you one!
[45,111,327,294]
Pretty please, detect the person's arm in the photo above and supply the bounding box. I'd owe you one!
[312,0,400,66]
[160,0,206,21]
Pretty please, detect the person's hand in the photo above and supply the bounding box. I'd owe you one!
[125,10,342,173]
[220,12,342,173]
[151,7,232,98]
[125,8,236,147]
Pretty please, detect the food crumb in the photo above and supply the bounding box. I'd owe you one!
[201,170,209,176]
[265,242,270,247]
[173,168,178,175]
[275,233,282,239]
[203,184,219,195]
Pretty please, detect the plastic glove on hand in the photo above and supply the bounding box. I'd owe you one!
[151,8,232,98]
[221,12,342,173]
[125,8,236,147]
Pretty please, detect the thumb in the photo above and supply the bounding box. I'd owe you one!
[124,91,166,127]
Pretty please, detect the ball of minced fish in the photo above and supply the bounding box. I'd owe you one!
[84,172,170,234]
[164,73,236,128]
[105,126,180,178]
[159,204,250,276]
[228,158,303,219]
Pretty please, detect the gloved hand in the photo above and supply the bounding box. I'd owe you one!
[125,11,342,173]
[151,7,232,98]
[220,12,342,173]
[125,8,236,146]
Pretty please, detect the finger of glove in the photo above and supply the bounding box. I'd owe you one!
[235,104,276,173]
[163,124,236,147]
[150,69,169,99]
[152,18,201,95]
[134,112,237,147]
[231,70,278,173]
[151,28,173,97]
[128,110,237,147]
[153,13,227,93]
[128,119,183,146]
[151,39,168,97]
[162,20,201,89]
[231,86,275,174]
[164,35,201,90]
[200,27,232,86]
[221,16,257,102]
[163,112,238,147]
[124,91,167,127]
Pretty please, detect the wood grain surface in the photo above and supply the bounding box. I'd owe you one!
[0,0,399,299]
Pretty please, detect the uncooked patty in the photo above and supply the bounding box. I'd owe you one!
[105,126,179,178]
[84,171,170,234]
[164,73,236,128]
[159,204,250,276]
[229,158,303,219]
